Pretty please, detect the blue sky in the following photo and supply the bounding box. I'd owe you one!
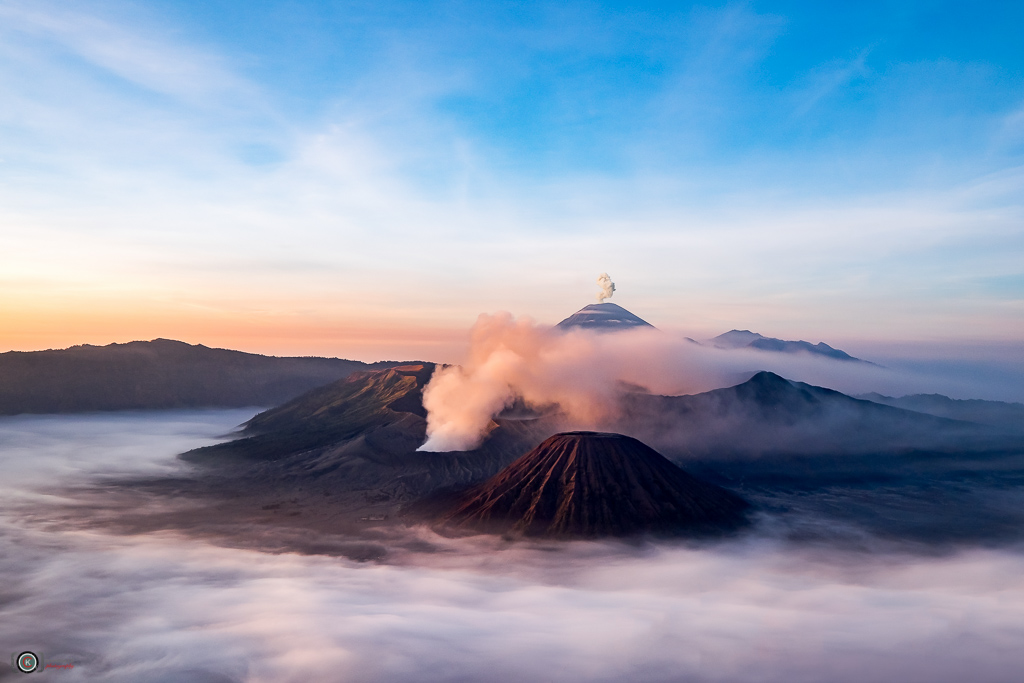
[1,0,1022,359]
[141,0,1024,183]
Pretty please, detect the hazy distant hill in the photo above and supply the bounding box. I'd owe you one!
[708,329,865,362]
[858,392,1024,432]
[0,339,409,414]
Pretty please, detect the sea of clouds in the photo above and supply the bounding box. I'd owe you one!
[3,411,1024,682]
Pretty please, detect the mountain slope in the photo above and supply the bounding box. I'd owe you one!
[0,339,406,414]
[188,363,437,462]
[438,431,748,537]
[184,364,555,504]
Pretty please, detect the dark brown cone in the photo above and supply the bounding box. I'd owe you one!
[439,431,748,538]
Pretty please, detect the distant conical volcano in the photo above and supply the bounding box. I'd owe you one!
[437,431,748,537]
[556,302,655,331]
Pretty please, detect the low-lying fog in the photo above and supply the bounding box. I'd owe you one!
[3,412,1024,683]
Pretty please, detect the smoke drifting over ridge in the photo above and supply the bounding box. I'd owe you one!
[417,312,725,451]
[418,312,652,451]
[418,311,1022,452]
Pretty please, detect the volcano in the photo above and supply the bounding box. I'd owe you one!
[556,302,655,331]
[438,431,748,537]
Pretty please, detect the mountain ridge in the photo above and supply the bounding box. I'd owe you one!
[708,329,866,362]
[613,370,996,459]
[858,392,1024,432]
[0,339,412,414]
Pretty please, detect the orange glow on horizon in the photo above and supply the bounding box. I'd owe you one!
[0,298,470,363]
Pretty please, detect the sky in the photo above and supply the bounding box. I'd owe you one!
[1,0,1022,361]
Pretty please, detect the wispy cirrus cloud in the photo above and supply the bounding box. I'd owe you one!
[0,1,248,104]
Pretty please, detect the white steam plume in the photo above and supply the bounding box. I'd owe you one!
[417,313,616,451]
[596,273,615,302]
[417,313,710,452]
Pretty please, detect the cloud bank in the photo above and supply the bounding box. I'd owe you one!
[4,411,1024,682]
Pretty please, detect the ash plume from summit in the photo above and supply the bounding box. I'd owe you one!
[596,273,615,302]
